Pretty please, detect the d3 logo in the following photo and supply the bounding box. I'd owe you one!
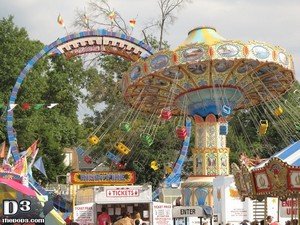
[3,200,31,215]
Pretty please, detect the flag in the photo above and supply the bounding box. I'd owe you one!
[12,156,27,176]
[0,141,5,158]
[29,148,39,168]
[8,104,18,111]
[5,146,12,163]
[129,19,136,28]
[57,14,64,26]
[26,140,39,158]
[47,103,58,109]
[34,103,44,110]
[108,11,116,21]
[21,103,31,110]
[33,157,47,177]
[83,14,88,24]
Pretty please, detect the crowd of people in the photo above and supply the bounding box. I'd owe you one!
[65,210,300,225]
[237,216,299,225]
[97,207,146,225]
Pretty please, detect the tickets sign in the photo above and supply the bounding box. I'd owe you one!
[70,171,136,185]
[106,188,140,197]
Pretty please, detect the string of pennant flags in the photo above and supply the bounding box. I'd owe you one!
[0,103,58,111]
[57,12,136,30]
[0,140,47,178]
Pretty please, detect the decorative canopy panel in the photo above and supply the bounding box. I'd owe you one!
[122,27,295,118]
[232,141,300,201]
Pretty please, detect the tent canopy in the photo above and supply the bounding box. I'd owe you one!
[255,140,300,169]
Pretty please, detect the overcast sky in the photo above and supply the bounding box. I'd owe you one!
[0,0,299,81]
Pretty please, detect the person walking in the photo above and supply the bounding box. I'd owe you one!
[113,212,134,225]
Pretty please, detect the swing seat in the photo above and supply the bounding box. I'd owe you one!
[84,155,92,164]
[150,160,159,171]
[259,120,268,135]
[133,160,144,168]
[120,122,131,132]
[106,151,121,163]
[141,134,154,146]
[219,124,228,135]
[114,142,131,155]
[88,135,100,145]
[274,106,283,116]
[176,127,187,140]
[222,105,231,116]
[116,161,126,170]
[165,166,173,174]
[161,108,172,120]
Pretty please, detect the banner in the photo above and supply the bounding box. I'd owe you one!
[70,171,136,185]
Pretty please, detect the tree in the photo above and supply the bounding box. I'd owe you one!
[157,0,191,50]
[0,16,96,183]
[74,0,191,50]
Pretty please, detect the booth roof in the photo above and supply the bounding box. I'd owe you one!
[254,140,300,169]
[181,176,214,188]
[161,188,182,197]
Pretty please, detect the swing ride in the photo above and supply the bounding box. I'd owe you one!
[2,23,299,213]
[121,26,297,202]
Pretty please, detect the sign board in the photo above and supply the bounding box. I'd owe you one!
[280,199,299,218]
[173,206,206,218]
[74,203,96,225]
[106,188,140,197]
[153,202,172,225]
[95,185,152,204]
[213,176,252,224]
[70,171,136,185]
[224,183,249,222]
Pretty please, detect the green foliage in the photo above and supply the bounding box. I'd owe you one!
[228,80,300,166]
[145,35,170,51]
[0,16,93,183]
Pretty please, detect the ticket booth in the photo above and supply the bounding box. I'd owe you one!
[93,185,152,224]
[71,171,152,224]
